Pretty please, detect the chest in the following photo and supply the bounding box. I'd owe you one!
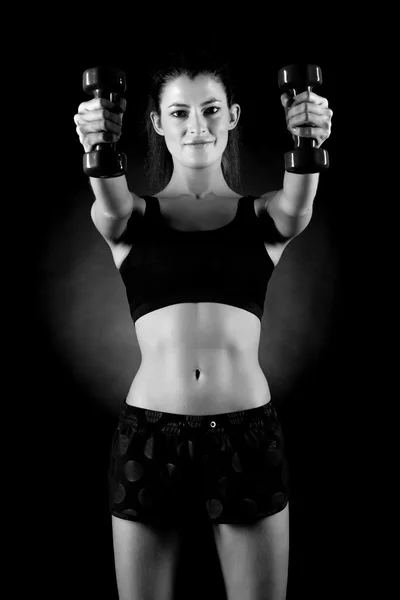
[109,197,285,269]
[160,196,238,231]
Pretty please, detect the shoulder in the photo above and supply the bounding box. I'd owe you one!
[251,190,296,246]
[93,193,147,250]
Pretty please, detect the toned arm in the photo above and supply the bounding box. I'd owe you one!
[89,175,140,243]
[261,171,319,239]
[264,189,313,239]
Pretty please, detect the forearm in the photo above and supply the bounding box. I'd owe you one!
[281,171,320,216]
[89,175,133,219]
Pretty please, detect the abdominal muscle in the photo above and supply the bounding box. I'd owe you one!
[125,302,271,415]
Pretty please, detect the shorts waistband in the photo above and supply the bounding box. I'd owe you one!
[118,398,277,431]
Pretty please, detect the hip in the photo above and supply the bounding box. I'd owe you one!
[109,395,289,523]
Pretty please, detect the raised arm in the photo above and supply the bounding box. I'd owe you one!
[74,96,139,242]
[263,89,333,239]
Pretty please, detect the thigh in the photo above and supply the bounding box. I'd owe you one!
[112,515,183,600]
[212,503,290,600]
[108,402,199,598]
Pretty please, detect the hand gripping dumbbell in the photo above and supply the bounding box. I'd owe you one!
[82,66,127,178]
[278,64,329,174]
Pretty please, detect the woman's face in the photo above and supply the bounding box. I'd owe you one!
[150,74,240,169]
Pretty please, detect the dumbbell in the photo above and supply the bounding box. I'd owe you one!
[82,66,127,178]
[278,64,329,174]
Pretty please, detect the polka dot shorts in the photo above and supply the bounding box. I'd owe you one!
[108,399,290,525]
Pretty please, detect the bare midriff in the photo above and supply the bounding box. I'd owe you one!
[126,301,271,415]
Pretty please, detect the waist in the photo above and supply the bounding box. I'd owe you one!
[126,351,270,415]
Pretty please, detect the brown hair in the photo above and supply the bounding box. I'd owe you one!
[140,47,244,196]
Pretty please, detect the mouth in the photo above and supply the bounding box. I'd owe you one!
[185,142,213,148]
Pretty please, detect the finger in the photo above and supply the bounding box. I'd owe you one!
[288,109,332,129]
[288,117,331,135]
[288,103,330,121]
[78,97,119,114]
[79,131,121,151]
[290,90,328,108]
[75,108,122,126]
[291,126,328,140]
[76,118,121,135]
[280,93,296,118]
[280,93,292,108]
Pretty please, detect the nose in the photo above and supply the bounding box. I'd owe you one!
[188,113,208,135]
[189,125,208,137]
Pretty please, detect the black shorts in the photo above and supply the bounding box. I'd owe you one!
[108,399,290,525]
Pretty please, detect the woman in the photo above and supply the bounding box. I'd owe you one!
[74,51,332,600]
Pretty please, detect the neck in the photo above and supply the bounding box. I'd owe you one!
[163,182,233,201]
[166,161,231,200]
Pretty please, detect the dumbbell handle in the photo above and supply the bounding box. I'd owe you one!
[287,84,318,150]
[90,88,122,155]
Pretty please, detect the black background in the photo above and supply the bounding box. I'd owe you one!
[9,17,376,600]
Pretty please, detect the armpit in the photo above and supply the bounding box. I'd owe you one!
[256,202,294,245]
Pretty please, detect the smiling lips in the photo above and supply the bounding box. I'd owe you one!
[185,138,214,145]
[186,141,213,148]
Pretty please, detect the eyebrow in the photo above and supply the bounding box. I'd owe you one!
[168,97,222,109]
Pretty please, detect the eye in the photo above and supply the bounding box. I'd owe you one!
[171,107,220,118]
